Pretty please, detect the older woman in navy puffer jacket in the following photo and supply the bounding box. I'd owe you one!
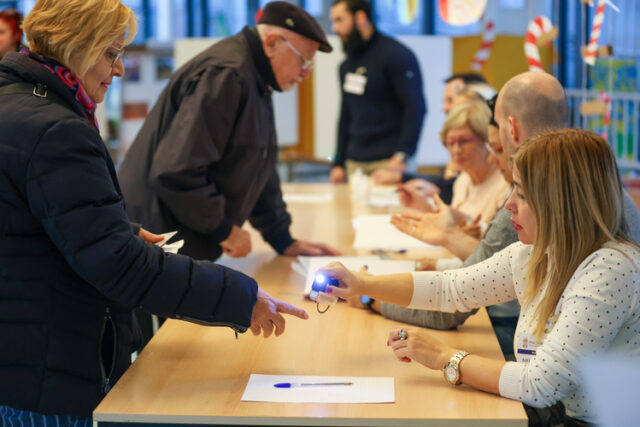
[0,0,307,423]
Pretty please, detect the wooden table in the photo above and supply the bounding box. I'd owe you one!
[94,184,527,426]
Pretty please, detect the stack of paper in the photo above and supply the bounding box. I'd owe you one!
[352,215,439,249]
[283,193,334,204]
[368,185,400,208]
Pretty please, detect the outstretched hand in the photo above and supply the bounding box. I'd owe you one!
[314,262,365,300]
[461,214,482,239]
[250,288,309,338]
[391,194,455,246]
[397,179,440,212]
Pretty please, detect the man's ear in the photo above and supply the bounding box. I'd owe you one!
[354,10,367,30]
[262,33,279,59]
[508,116,520,145]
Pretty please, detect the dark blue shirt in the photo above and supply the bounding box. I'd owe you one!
[335,31,426,166]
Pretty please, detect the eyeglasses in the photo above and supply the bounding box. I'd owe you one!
[104,46,125,67]
[443,136,479,149]
[279,36,314,71]
[485,142,504,158]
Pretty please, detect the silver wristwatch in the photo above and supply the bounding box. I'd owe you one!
[443,350,470,385]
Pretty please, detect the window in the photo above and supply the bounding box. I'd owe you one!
[208,0,248,37]
[375,0,426,35]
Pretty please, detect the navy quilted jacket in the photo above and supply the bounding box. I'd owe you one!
[0,51,258,417]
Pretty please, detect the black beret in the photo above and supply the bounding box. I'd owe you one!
[258,1,332,53]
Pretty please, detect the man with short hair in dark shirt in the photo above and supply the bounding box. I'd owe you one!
[329,0,426,183]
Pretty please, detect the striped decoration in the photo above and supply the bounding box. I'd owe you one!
[598,91,611,141]
[524,15,554,73]
[471,19,495,71]
[584,0,607,66]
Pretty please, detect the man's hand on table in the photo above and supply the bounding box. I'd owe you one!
[250,288,309,337]
[221,225,252,258]
[330,166,345,183]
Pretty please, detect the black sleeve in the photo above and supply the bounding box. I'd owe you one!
[27,119,257,330]
[248,167,295,254]
[387,48,426,156]
[130,222,141,236]
[334,68,350,167]
[147,67,248,244]
[380,304,478,330]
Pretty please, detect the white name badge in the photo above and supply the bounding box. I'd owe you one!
[516,332,539,363]
[343,72,367,95]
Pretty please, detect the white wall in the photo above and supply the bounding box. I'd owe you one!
[314,35,453,166]
[118,54,172,155]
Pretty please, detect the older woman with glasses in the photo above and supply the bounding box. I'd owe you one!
[0,1,308,425]
[395,98,510,270]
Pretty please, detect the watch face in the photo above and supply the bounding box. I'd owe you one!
[360,295,372,305]
[444,365,457,382]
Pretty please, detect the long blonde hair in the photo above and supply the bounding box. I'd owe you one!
[23,0,137,76]
[514,129,635,338]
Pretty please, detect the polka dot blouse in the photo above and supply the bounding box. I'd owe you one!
[409,241,640,423]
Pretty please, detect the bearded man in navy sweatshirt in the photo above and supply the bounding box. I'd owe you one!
[329,0,426,183]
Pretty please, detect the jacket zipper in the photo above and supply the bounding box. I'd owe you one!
[177,316,247,339]
[98,307,118,395]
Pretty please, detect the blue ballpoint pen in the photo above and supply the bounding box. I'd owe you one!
[273,382,353,388]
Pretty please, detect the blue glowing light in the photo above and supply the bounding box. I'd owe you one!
[315,274,326,284]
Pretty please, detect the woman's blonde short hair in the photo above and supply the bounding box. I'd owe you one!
[514,129,635,338]
[23,0,137,75]
[439,99,491,143]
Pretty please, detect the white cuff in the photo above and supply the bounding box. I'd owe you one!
[499,361,524,400]
[435,257,463,271]
[408,271,432,308]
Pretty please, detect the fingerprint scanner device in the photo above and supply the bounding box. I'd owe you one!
[309,273,339,313]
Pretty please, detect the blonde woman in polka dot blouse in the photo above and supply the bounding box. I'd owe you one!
[320,129,640,424]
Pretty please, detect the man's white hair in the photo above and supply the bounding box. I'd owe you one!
[256,23,288,39]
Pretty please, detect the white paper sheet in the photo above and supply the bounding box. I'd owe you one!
[302,257,415,294]
[368,185,400,208]
[353,215,439,249]
[283,193,334,204]
[241,374,394,403]
[154,230,178,246]
[296,256,379,275]
[153,230,184,254]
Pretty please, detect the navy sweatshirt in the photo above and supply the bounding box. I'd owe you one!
[334,31,426,166]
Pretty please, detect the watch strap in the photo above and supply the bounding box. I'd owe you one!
[444,350,470,385]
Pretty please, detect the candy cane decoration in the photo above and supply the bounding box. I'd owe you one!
[471,19,495,71]
[524,16,554,73]
[598,91,611,141]
[584,0,606,66]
